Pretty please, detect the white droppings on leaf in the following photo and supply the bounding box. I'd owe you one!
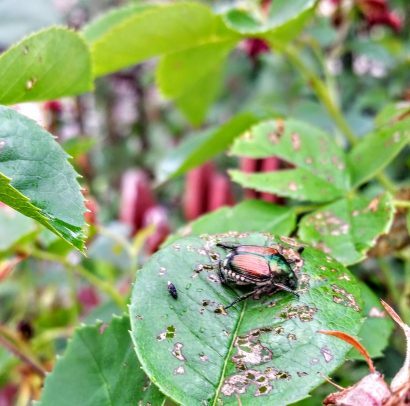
[25,77,37,90]
[173,366,185,375]
[320,346,334,363]
[368,307,386,318]
[288,182,298,192]
[172,342,186,361]
[291,133,301,151]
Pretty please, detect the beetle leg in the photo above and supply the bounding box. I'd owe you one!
[273,283,299,298]
[217,261,227,284]
[224,290,256,310]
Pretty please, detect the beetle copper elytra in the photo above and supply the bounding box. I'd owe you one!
[216,243,304,309]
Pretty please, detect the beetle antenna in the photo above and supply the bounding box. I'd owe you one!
[274,283,300,298]
[216,243,238,250]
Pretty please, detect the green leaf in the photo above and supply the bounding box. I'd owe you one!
[167,200,296,244]
[229,168,344,202]
[39,316,165,406]
[62,136,96,159]
[231,119,349,192]
[223,0,316,42]
[298,193,394,265]
[82,3,155,43]
[0,106,86,250]
[157,113,259,183]
[374,102,410,127]
[0,205,37,254]
[88,2,236,76]
[156,39,236,125]
[130,233,363,405]
[348,119,410,188]
[0,27,92,105]
[350,283,394,359]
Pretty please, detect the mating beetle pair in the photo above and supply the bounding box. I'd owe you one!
[216,243,304,309]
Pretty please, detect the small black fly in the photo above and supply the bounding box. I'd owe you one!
[167,281,178,299]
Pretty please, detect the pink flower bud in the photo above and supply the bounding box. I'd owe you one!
[119,170,155,233]
[260,157,281,203]
[43,100,63,113]
[77,286,100,315]
[183,163,215,220]
[208,173,235,211]
[143,206,171,254]
[242,38,270,60]
[0,384,17,406]
[357,0,402,32]
[240,158,260,199]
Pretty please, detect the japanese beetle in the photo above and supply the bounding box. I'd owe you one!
[167,281,178,299]
[216,243,304,309]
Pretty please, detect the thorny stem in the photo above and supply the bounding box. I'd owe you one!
[0,326,46,377]
[28,248,127,310]
[274,42,397,193]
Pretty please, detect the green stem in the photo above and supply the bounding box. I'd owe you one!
[273,41,397,192]
[377,173,398,194]
[394,199,410,208]
[29,248,126,310]
[294,204,320,215]
[32,327,73,349]
[0,326,46,377]
[400,261,410,324]
[274,42,358,145]
[378,259,401,305]
[66,264,79,324]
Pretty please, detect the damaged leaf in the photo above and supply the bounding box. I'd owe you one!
[351,283,394,359]
[348,118,410,188]
[166,200,296,244]
[298,193,394,265]
[230,119,349,202]
[130,232,363,405]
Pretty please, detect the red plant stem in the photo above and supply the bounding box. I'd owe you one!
[0,333,45,378]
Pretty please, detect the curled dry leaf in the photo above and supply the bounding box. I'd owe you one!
[381,300,410,405]
[321,300,410,405]
[323,372,391,406]
[319,330,375,373]
[0,255,25,282]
